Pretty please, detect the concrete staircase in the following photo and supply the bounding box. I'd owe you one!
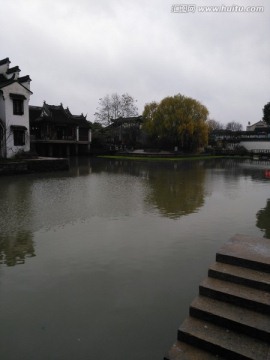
[164,234,270,360]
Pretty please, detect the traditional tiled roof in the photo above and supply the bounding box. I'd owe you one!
[251,120,267,127]
[30,102,91,128]
[111,116,142,124]
[0,63,32,91]
[0,76,32,92]
[106,116,143,129]
[18,75,31,83]
[246,120,269,131]
[29,106,42,122]
[0,73,16,89]
[0,74,31,92]
[0,58,10,66]
[6,66,21,74]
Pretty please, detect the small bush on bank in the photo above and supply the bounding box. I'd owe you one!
[234,145,248,155]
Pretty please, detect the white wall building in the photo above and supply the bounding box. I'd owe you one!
[0,58,32,158]
[246,120,268,132]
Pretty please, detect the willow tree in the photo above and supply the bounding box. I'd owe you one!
[143,94,209,151]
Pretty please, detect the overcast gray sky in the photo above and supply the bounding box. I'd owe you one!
[1,0,269,127]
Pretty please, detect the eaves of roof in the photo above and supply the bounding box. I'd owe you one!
[111,116,143,124]
[0,75,16,89]
[44,103,89,124]
[0,76,32,94]
[29,107,43,122]
[18,75,31,83]
[0,57,10,66]
[7,66,21,74]
[31,117,91,128]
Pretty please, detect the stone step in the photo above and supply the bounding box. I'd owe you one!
[208,262,270,292]
[216,234,270,273]
[164,341,226,360]
[178,317,270,360]
[190,295,270,342]
[199,277,270,314]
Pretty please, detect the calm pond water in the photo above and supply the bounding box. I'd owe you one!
[0,157,270,360]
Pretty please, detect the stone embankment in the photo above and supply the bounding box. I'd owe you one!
[165,234,270,360]
[0,157,69,175]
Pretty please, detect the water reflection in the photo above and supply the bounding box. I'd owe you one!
[145,162,206,219]
[0,177,35,266]
[1,157,270,268]
[85,159,207,219]
[1,157,270,360]
[0,231,35,266]
[238,160,270,182]
[256,199,270,239]
[0,177,33,234]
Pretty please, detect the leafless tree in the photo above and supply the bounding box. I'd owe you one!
[207,118,224,132]
[94,93,138,126]
[226,121,243,131]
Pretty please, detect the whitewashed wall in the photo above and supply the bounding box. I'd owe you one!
[1,82,31,158]
[0,96,6,120]
[240,141,270,151]
[0,61,10,75]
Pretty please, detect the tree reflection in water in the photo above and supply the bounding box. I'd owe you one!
[256,199,270,239]
[145,162,206,219]
[0,231,35,266]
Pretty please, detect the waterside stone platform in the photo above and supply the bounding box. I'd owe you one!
[164,234,270,360]
[0,157,69,175]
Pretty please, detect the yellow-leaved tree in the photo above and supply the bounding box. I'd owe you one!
[143,94,209,151]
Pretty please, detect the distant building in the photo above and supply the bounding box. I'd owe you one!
[246,120,269,131]
[0,58,32,158]
[104,116,143,149]
[29,102,92,157]
[210,121,270,153]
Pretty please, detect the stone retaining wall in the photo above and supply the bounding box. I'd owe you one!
[0,158,69,175]
[0,162,28,175]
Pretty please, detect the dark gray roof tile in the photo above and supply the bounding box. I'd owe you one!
[7,66,21,74]
[0,58,10,66]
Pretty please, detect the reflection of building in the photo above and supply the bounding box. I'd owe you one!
[105,116,143,149]
[0,231,35,266]
[0,57,32,158]
[30,102,92,157]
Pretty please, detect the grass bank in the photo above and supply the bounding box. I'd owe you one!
[97,154,248,162]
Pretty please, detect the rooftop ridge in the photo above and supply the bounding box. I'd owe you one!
[18,75,31,83]
[0,58,10,66]
[6,66,21,74]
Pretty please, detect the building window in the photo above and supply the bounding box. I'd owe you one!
[13,130,25,146]
[10,93,26,116]
[13,99,24,115]
[10,125,27,146]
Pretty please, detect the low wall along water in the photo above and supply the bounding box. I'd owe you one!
[0,158,69,175]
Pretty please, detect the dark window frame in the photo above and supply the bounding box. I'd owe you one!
[13,129,25,146]
[10,93,26,116]
[13,99,24,115]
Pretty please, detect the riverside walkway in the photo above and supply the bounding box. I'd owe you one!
[164,234,270,360]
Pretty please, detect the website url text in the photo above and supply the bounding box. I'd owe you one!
[171,4,264,13]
